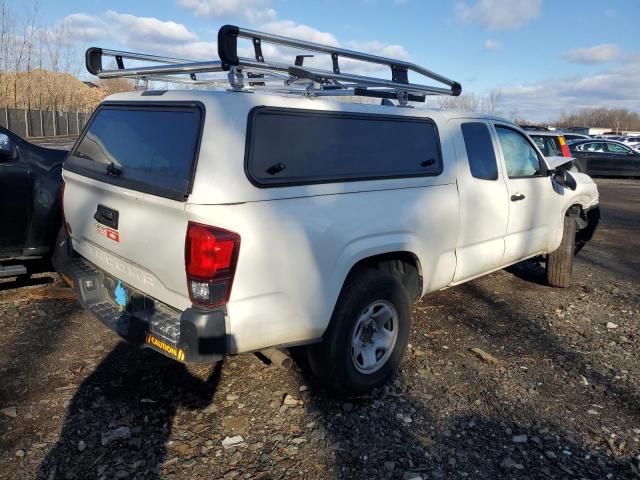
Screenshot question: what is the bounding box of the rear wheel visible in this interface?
[307,269,411,396]
[546,216,576,288]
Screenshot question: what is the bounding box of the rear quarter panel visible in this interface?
[186,110,460,353]
[186,182,458,353]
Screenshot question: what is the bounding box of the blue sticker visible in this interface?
[114,280,127,307]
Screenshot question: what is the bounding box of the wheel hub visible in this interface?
[351,300,399,374]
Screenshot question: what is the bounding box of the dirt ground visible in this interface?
[0,178,638,480]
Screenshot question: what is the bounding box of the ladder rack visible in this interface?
[85,24,462,105]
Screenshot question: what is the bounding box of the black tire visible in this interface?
[307,268,411,396]
[546,216,576,288]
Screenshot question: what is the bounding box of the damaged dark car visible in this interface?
[0,126,68,279]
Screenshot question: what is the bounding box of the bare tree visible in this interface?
[438,89,503,114]
[555,107,640,131]
[483,89,502,114]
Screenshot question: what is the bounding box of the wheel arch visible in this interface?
[335,248,424,307]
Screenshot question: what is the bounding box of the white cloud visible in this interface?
[178,0,276,22]
[62,11,216,60]
[345,40,410,60]
[260,20,339,46]
[484,39,500,50]
[61,13,106,41]
[62,11,413,80]
[456,0,542,30]
[247,21,410,76]
[498,59,640,122]
[563,44,620,65]
[105,11,199,44]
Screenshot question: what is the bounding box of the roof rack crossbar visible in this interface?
[85,24,462,102]
[218,25,460,94]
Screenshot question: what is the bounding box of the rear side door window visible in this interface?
[495,126,544,178]
[246,107,442,186]
[461,122,498,180]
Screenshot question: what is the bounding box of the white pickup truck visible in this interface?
[56,27,599,395]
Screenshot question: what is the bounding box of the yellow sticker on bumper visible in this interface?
[145,333,185,362]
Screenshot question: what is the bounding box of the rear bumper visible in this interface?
[55,236,226,363]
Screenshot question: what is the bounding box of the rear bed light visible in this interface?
[185,222,240,307]
[559,136,571,158]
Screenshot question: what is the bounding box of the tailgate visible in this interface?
[62,103,204,310]
[63,173,190,310]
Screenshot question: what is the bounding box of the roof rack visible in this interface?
[85,24,462,105]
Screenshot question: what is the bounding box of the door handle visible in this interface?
[94,204,119,229]
[510,193,526,202]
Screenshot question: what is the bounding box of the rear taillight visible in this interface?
[185,222,240,307]
[559,136,571,158]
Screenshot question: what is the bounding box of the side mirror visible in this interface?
[0,132,17,161]
[553,169,577,191]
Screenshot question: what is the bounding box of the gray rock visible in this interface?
[15,449,25,458]
[512,434,528,443]
[500,457,524,470]
[384,461,396,472]
[1,407,17,418]
[284,445,299,455]
[77,440,86,452]
[270,434,285,443]
[282,394,301,406]
[101,426,130,446]
[403,473,424,480]
[222,435,245,449]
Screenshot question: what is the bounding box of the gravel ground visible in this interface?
[0,178,638,480]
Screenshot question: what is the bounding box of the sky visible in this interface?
[11,0,640,122]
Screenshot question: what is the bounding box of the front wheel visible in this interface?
[546,216,576,288]
[307,269,411,396]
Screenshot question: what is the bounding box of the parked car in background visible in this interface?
[527,131,582,172]
[621,136,640,149]
[0,126,67,278]
[562,133,591,141]
[528,131,571,157]
[568,139,640,177]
